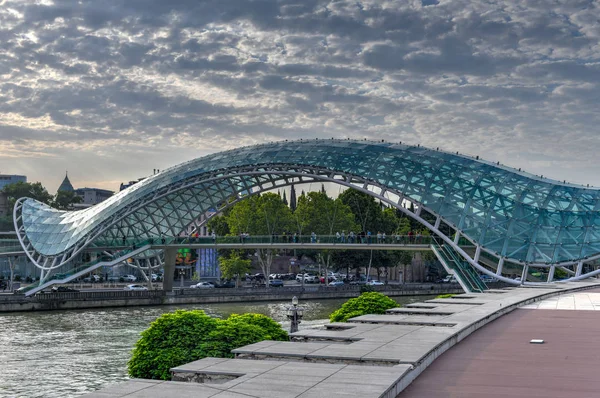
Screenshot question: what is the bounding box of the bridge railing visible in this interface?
[94,234,474,248]
[0,238,22,253]
[33,289,166,301]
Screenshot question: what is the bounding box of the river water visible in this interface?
[0,295,434,398]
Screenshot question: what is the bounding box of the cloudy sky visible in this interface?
[1,0,599,193]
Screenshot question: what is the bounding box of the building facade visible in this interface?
[75,188,114,206]
[0,175,26,191]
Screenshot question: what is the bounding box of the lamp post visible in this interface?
[286,296,304,333]
[179,269,185,288]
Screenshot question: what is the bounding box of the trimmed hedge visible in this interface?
[128,310,287,380]
[435,294,456,299]
[329,292,398,322]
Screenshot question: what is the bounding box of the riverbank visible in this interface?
[0,295,434,398]
[0,283,467,313]
[88,281,600,398]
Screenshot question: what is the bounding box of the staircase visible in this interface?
[431,241,488,293]
[21,243,153,297]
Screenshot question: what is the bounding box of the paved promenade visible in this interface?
[85,282,599,398]
[401,288,600,398]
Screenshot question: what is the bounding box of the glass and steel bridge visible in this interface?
[12,139,600,294]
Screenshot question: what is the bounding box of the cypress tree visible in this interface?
[289,184,297,211]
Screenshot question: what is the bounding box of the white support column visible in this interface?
[496,257,504,276]
[453,232,461,245]
[434,216,441,230]
[520,264,528,284]
[415,206,422,217]
[547,265,555,282]
[575,261,584,277]
[474,246,481,264]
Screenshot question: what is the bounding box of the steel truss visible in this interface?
[14,162,600,286]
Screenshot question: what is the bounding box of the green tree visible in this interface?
[52,190,83,210]
[380,207,399,234]
[2,181,53,210]
[218,253,251,287]
[294,191,358,283]
[207,214,230,236]
[294,191,357,236]
[338,190,382,233]
[226,193,294,287]
[330,292,398,322]
[396,217,411,235]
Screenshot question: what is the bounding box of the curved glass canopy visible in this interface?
[14,139,600,271]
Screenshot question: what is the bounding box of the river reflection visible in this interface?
[0,295,434,398]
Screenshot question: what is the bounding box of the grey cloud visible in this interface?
[1,0,600,191]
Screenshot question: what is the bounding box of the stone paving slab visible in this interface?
[521,291,600,310]
[385,308,456,315]
[425,298,489,305]
[349,314,456,326]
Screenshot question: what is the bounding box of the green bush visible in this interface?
[128,310,218,380]
[435,294,456,299]
[329,292,398,323]
[128,309,288,380]
[227,313,288,341]
[200,321,267,358]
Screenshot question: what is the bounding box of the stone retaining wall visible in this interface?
[0,284,467,312]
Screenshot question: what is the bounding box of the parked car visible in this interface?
[124,284,147,291]
[366,280,384,286]
[122,275,137,282]
[269,279,284,287]
[151,274,162,282]
[106,275,120,282]
[329,281,345,287]
[51,286,80,293]
[480,275,497,283]
[191,282,215,289]
[296,273,316,283]
[250,273,265,281]
[214,280,236,288]
[440,275,456,283]
[83,275,101,283]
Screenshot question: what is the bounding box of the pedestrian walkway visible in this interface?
[400,293,600,397]
[520,288,600,310]
[85,282,599,398]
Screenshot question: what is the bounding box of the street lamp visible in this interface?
[286,296,304,333]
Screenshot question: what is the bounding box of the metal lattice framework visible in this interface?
[14,139,600,285]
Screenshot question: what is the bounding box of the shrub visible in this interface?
[128,310,218,380]
[200,321,268,358]
[128,310,288,380]
[329,292,398,323]
[227,313,288,341]
[435,294,456,299]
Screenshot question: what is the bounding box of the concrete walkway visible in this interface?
[85,282,599,398]
[400,289,600,397]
